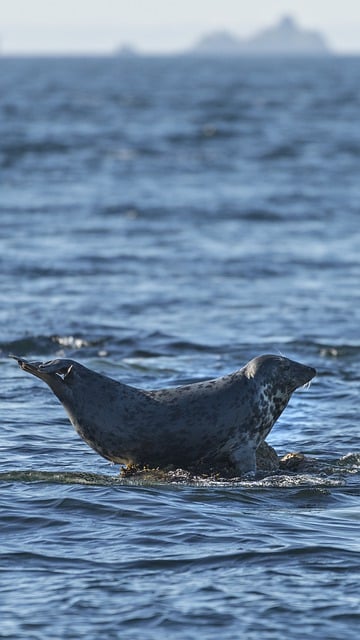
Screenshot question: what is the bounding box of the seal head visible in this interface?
[240,354,315,448]
[11,354,316,476]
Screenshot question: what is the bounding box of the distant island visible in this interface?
[114,16,331,58]
[115,44,139,57]
[191,16,330,56]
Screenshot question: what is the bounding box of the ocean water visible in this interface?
[1,56,360,639]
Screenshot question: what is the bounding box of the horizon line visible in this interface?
[2,49,360,57]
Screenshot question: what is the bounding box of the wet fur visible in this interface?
[11,354,316,475]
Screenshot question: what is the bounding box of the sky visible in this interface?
[1,0,360,54]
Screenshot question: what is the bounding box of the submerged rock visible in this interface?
[121,439,280,482]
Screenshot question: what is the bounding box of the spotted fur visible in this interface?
[12,354,316,476]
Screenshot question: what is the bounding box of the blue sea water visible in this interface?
[1,55,360,639]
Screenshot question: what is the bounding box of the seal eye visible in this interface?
[280,359,291,374]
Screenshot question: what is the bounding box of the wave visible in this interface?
[2,333,360,361]
[1,334,101,358]
[0,331,222,361]
[1,454,359,489]
[0,470,117,486]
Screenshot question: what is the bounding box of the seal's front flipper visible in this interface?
[230,445,257,477]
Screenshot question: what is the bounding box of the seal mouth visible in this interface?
[297,365,316,390]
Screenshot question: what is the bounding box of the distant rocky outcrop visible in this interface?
[194,31,242,56]
[116,44,139,57]
[192,16,330,56]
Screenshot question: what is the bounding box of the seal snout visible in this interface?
[292,362,316,390]
[308,365,317,380]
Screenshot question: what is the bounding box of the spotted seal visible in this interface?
[11,354,315,475]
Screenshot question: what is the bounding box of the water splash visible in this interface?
[0,463,355,489]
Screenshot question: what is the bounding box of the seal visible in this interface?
[11,354,315,475]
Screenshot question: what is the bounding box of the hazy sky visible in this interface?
[2,0,360,54]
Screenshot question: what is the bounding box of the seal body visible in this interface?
[12,354,316,475]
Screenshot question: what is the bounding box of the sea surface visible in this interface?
[1,55,360,639]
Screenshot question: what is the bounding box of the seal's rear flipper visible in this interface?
[9,355,74,399]
[9,355,44,375]
[10,355,74,375]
